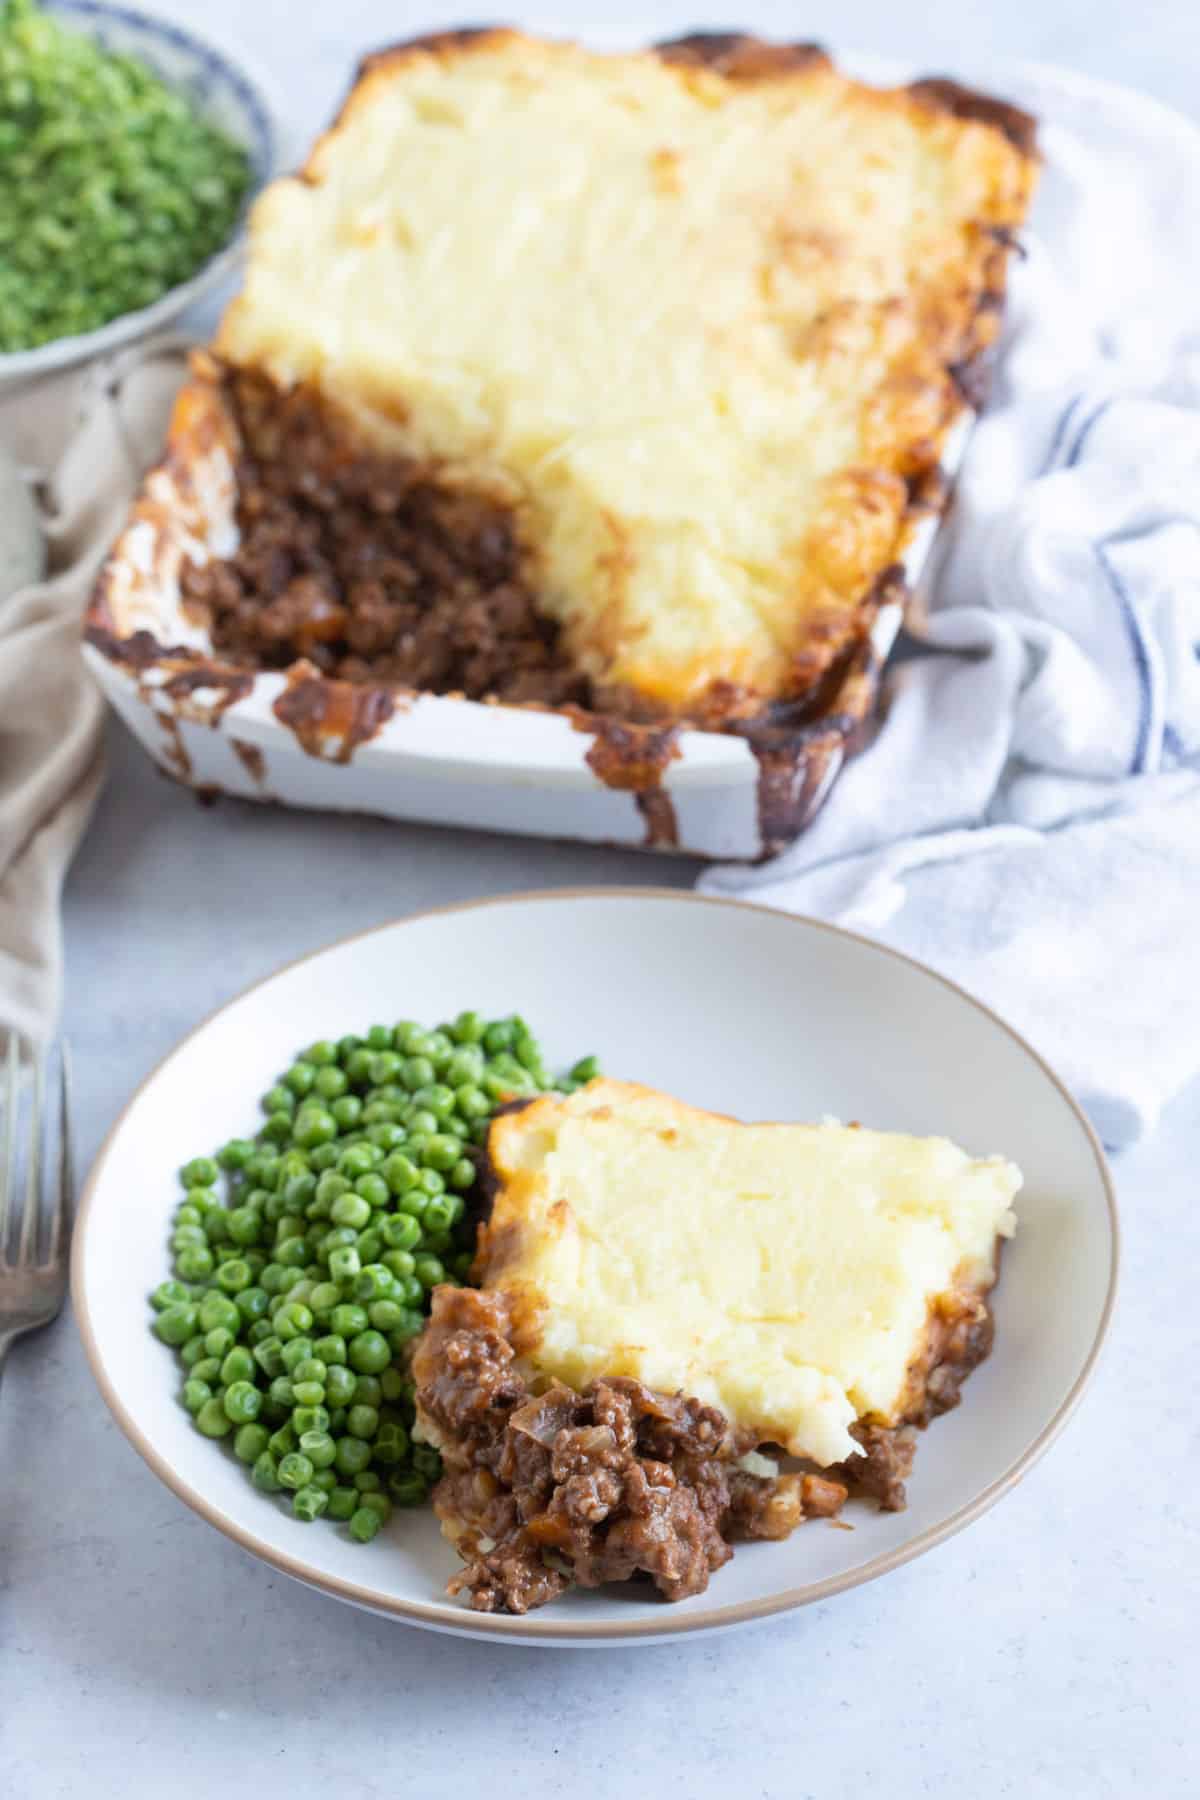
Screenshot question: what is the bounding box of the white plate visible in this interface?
[73,891,1117,1646]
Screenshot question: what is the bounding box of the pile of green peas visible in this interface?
[150,1011,599,1542]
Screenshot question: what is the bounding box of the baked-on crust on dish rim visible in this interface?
[85,29,1038,856]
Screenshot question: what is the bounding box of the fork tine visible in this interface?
[17,1047,44,1266]
[45,1043,74,1266]
[1,1033,17,1258]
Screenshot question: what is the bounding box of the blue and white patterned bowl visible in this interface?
[0,1,276,384]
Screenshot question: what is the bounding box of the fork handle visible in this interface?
[0,1331,13,1390]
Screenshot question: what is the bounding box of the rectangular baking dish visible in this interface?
[83,383,968,862]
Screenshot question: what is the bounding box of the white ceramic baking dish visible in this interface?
[83,379,970,862]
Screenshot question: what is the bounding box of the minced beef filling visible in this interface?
[179,371,590,707]
[412,1287,848,1615]
[413,1281,997,1613]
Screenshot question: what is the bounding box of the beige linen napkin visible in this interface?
[0,338,188,1051]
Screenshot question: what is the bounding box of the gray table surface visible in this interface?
[5,5,1199,1796]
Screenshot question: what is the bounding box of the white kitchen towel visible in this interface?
[0,340,186,1053]
[701,64,1200,1150]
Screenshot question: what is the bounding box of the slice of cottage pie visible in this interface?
[413,1080,1019,1613]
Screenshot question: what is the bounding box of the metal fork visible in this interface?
[0,1036,74,1387]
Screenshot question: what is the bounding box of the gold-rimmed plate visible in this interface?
[73,890,1117,1646]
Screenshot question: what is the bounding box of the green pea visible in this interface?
[359,1490,393,1524]
[311,1468,338,1493]
[268,1423,297,1459]
[195,1397,233,1438]
[292,1380,325,1408]
[445,1047,484,1086]
[380,1219,419,1258]
[395,1187,429,1222]
[292,1107,338,1150]
[378,1155,416,1199]
[365,1121,407,1152]
[446,1009,483,1044]
[330,1302,369,1337]
[292,1485,329,1523]
[449,1158,476,1191]
[422,1197,456,1236]
[419,1135,459,1173]
[324,1364,357,1407]
[226,1205,263,1247]
[335,1436,373,1477]
[252,1451,282,1492]
[262,1085,295,1117]
[275,1302,314,1340]
[179,1334,208,1369]
[327,1485,358,1521]
[180,1156,219,1189]
[380,1367,408,1403]
[348,1505,381,1542]
[247,1320,274,1347]
[355,1227,384,1263]
[331,1094,364,1131]
[353,1263,394,1303]
[277,1452,314,1491]
[223,1380,262,1424]
[330,1192,371,1230]
[203,1326,235,1362]
[309,1281,341,1316]
[373,1420,410,1464]
[352,1374,383,1408]
[220,1345,255,1385]
[279,1336,315,1373]
[284,1062,317,1097]
[417,1168,445,1199]
[354,1172,390,1210]
[451,1250,475,1281]
[260,1262,289,1294]
[171,1224,207,1252]
[314,1333,346,1366]
[453,1082,492,1121]
[235,1285,270,1323]
[354,1470,383,1493]
[181,1377,212,1414]
[175,1245,215,1282]
[368,1298,405,1332]
[381,1248,417,1283]
[292,1404,330,1436]
[234,1422,270,1463]
[347,1330,390,1375]
[337,1143,376,1180]
[247,1152,281,1190]
[388,1471,429,1506]
[274,1239,309,1270]
[413,1255,446,1291]
[368,1051,402,1086]
[298,1429,337,1469]
[328,1246,361,1284]
[346,1404,379,1441]
[217,1137,255,1171]
[387,1313,426,1350]
[413,1445,442,1481]
[253,1335,285,1379]
[215,1257,252,1294]
[203,1207,233,1246]
[269,1375,295,1409]
[309,1142,341,1173]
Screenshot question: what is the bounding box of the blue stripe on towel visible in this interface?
[1043,392,1086,473]
[1095,541,1156,774]
[1066,398,1114,468]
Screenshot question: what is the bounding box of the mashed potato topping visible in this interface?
[480,1080,1020,1467]
[215,30,1036,716]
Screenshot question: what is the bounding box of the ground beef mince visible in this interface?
[411,1286,851,1614]
[178,370,589,706]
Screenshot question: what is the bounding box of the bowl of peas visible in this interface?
[0,0,275,381]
